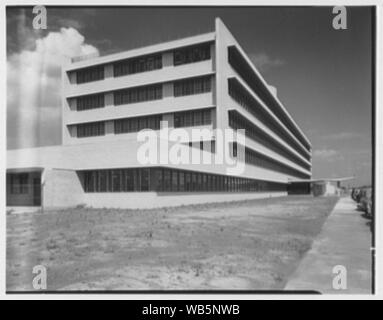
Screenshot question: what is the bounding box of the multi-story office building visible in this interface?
[6,18,312,209]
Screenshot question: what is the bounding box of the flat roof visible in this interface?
[65,32,216,72]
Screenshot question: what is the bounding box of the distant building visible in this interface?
[288,177,354,197]
[6,18,312,209]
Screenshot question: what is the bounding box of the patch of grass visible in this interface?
[6,195,338,291]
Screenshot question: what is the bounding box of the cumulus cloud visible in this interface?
[249,53,284,72]
[7,27,99,149]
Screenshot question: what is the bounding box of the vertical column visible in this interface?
[162,51,173,68]
[163,83,173,98]
[105,92,114,106]
[105,120,114,136]
[104,64,113,78]
[162,113,174,128]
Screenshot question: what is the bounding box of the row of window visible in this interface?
[114,84,162,106]
[174,43,211,66]
[74,108,213,137]
[83,168,150,192]
[228,111,311,171]
[76,65,104,84]
[77,121,105,138]
[73,43,212,84]
[73,76,212,111]
[114,54,162,77]
[174,76,211,97]
[77,93,105,111]
[174,108,212,128]
[228,46,311,153]
[81,167,287,193]
[231,143,310,180]
[228,79,311,162]
[115,115,162,134]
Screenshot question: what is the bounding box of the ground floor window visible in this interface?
[8,173,29,194]
[80,167,286,193]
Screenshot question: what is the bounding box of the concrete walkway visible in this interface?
[285,197,372,294]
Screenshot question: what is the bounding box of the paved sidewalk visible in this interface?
[285,197,372,294]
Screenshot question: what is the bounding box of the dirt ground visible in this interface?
[6,195,338,291]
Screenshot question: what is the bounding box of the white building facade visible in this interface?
[6,18,312,209]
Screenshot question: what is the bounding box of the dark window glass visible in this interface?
[76,65,104,84]
[171,170,178,192]
[114,54,162,77]
[9,173,29,194]
[228,79,311,163]
[228,47,311,153]
[114,84,162,106]
[228,110,311,170]
[126,170,134,191]
[184,173,190,191]
[174,44,211,66]
[99,171,107,192]
[115,115,162,134]
[174,109,212,128]
[173,76,211,97]
[81,168,287,194]
[179,172,185,192]
[77,93,105,111]
[112,170,121,192]
[76,121,105,138]
[141,169,149,191]
[163,169,171,192]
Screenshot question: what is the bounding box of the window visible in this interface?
[99,171,107,192]
[115,114,162,134]
[171,170,178,192]
[179,172,185,192]
[228,79,310,163]
[174,109,212,128]
[114,54,162,77]
[228,46,311,152]
[114,84,162,105]
[126,170,134,191]
[174,76,211,97]
[174,44,211,66]
[76,65,104,84]
[229,110,311,170]
[155,169,163,192]
[141,169,149,191]
[76,121,105,138]
[194,111,202,126]
[163,169,171,191]
[77,93,105,111]
[81,168,287,193]
[243,145,311,180]
[9,173,29,194]
[185,172,191,191]
[111,170,121,192]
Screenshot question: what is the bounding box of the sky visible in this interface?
[6,6,374,186]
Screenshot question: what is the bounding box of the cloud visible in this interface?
[7,27,99,149]
[321,132,364,140]
[313,148,343,162]
[249,53,284,72]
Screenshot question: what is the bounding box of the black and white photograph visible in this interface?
[2,2,380,300]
